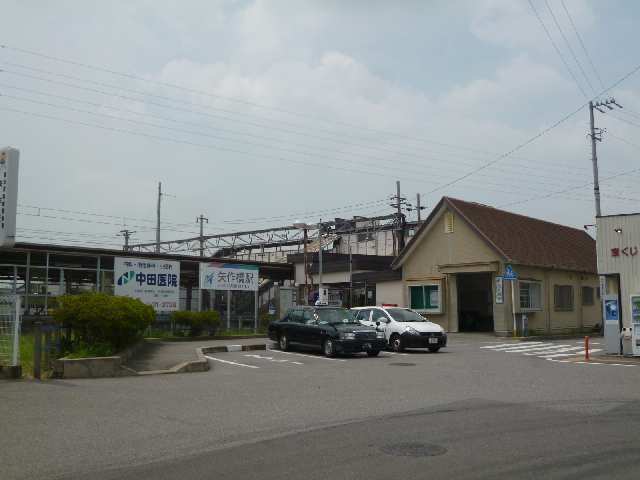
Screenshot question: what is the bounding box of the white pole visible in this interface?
[11,296,21,366]
[511,280,517,337]
[254,289,259,333]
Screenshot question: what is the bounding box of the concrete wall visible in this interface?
[375,280,404,307]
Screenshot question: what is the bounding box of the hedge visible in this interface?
[171,310,221,336]
[54,293,155,351]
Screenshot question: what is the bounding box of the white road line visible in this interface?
[489,343,548,352]
[204,355,260,369]
[267,348,347,362]
[243,354,304,365]
[522,346,582,356]
[539,349,603,359]
[386,352,410,356]
[520,344,574,355]
[500,344,568,353]
[481,343,535,349]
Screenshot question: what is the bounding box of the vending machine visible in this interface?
[603,295,621,354]
[632,295,640,357]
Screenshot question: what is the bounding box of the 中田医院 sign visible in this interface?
[114,257,180,311]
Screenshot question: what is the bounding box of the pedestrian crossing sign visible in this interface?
[504,264,517,281]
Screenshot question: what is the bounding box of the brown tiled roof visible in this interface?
[394,197,596,273]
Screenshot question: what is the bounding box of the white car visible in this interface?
[352,306,447,352]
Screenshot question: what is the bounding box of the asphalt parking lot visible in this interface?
[3,334,640,480]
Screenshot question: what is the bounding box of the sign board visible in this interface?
[0,148,19,248]
[200,263,259,291]
[604,297,619,322]
[503,264,518,281]
[632,295,640,324]
[495,276,504,304]
[114,257,180,312]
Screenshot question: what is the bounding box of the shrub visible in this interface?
[260,312,276,333]
[171,310,221,337]
[54,293,155,351]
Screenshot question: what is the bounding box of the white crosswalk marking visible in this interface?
[481,342,543,349]
[481,341,603,363]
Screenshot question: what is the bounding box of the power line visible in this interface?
[0,67,591,175]
[421,58,640,198]
[1,43,572,156]
[560,0,605,91]
[528,0,589,99]
[544,0,595,94]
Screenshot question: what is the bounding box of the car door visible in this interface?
[370,308,392,340]
[286,308,303,344]
[296,309,316,346]
[356,308,373,327]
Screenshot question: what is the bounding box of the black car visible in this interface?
[268,306,387,357]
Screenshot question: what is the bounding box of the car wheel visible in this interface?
[367,350,380,357]
[323,339,335,357]
[279,334,290,351]
[428,346,440,353]
[390,334,404,352]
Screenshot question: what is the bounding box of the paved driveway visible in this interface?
[2,333,640,479]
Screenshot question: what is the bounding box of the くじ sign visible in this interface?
[200,263,259,291]
[114,257,180,312]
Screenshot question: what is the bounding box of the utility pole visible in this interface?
[588,98,622,217]
[119,229,135,251]
[156,181,162,253]
[303,227,309,305]
[390,181,408,255]
[196,214,209,257]
[318,219,323,297]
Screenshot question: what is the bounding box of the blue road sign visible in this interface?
[503,264,517,281]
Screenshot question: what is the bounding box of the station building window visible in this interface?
[409,283,441,313]
[554,285,574,311]
[519,280,542,311]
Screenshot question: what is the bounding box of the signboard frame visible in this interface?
[495,276,504,304]
[114,257,180,312]
[0,147,19,248]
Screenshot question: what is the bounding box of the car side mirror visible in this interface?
[375,321,380,326]
[376,317,387,324]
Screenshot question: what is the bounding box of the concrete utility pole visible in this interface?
[156,181,162,253]
[318,219,323,293]
[588,98,622,217]
[196,214,209,257]
[119,229,135,251]
[390,181,407,255]
[303,227,309,305]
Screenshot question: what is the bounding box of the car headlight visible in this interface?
[339,332,356,340]
[405,327,420,335]
[376,331,385,339]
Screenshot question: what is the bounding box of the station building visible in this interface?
[392,197,601,336]
[0,242,294,329]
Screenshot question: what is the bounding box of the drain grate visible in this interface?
[380,442,447,457]
[388,362,416,366]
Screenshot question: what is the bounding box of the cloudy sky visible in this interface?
[2,0,640,251]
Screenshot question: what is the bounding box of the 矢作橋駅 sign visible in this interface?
[200,263,259,291]
[114,257,180,312]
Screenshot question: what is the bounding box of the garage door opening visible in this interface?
[457,273,494,332]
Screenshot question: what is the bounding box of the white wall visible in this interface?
[597,214,640,328]
[376,280,404,307]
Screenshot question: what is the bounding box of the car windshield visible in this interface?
[386,308,427,322]
[316,308,359,324]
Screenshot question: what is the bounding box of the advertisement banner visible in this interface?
[495,276,504,304]
[114,257,180,312]
[200,263,259,291]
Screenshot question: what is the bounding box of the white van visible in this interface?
[352,306,447,352]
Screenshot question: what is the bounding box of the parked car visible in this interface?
[352,306,447,352]
[268,306,387,357]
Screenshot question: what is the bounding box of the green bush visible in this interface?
[54,293,155,351]
[260,312,276,333]
[171,310,221,337]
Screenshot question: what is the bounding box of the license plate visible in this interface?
[428,337,438,344]
[363,343,371,350]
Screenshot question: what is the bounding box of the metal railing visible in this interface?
[0,295,21,367]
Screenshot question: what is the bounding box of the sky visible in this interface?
[2,0,640,251]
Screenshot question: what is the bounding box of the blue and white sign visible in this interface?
[114,257,180,312]
[604,298,619,322]
[200,263,259,291]
[503,264,518,281]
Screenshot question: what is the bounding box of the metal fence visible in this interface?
[0,295,21,367]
